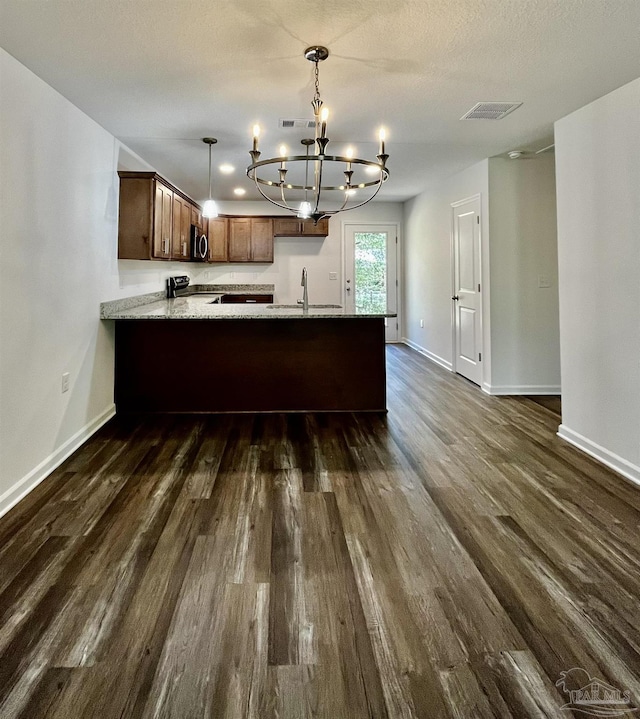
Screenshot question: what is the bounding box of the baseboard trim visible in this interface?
[402,338,453,371]
[0,404,116,519]
[482,384,561,396]
[557,424,640,488]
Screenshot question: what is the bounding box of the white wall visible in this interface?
[555,77,640,484]
[0,49,166,515]
[403,155,561,395]
[0,48,402,516]
[402,160,491,376]
[487,155,560,393]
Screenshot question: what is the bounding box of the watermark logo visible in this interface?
[556,667,637,717]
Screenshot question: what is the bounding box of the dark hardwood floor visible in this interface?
[524,395,562,417]
[1,345,638,718]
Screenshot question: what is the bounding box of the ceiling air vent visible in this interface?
[460,102,522,120]
[279,118,316,129]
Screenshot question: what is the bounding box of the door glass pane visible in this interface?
[354,232,387,313]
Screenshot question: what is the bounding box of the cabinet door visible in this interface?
[181,200,191,259]
[118,177,155,259]
[153,182,173,258]
[228,218,251,262]
[191,204,202,229]
[273,217,301,236]
[208,217,228,262]
[302,218,329,236]
[250,219,274,262]
[172,196,191,260]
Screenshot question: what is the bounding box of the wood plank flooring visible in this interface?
[1,344,639,718]
[524,396,562,416]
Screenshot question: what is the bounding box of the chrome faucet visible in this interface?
[298,266,309,310]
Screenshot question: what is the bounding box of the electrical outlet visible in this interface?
[420,319,424,328]
[62,372,70,393]
[329,272,337,280]
[538,274,551,288]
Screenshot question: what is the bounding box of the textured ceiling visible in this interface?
[1,0,639,204]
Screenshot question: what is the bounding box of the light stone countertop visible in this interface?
[100,291,396,320]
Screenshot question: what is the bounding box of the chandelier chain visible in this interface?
[314,61,321,104]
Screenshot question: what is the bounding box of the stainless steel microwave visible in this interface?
[190,225,208,261]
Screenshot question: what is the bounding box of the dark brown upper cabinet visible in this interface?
[207,217,229,262]
[171,194,192,261]
[118,172,200,261]
[272,217,330,237]
[228,218,274,263]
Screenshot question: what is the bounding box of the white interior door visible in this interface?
[452,197,482,385]
[344,224,398,342]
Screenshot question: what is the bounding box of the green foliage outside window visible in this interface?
[355,232,387,313]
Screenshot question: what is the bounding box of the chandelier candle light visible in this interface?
[247,46,390,224]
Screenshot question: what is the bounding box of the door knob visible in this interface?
[452,295,459,301]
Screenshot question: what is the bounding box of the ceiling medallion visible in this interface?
[247,46,390,224]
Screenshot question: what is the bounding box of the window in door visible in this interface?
[344,224,398,342]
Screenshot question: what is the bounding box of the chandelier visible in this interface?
[247,46,390,224]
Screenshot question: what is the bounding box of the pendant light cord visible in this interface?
[208,142,213,202]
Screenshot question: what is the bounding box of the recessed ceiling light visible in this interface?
[219,164,235,174]
[233,187,246,196]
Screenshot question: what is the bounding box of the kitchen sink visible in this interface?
[266,304,343,309]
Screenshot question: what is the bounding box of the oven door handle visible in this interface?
[198,234,208,259]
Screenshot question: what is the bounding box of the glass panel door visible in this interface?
[354,231,388,314]
[344,224,398,342]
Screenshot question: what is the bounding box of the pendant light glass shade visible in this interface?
[202,199,218,219]
[202,137,218,219]
[297,201,312,219]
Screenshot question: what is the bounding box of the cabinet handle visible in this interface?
[163,239,169,254]
[182,241,187,256]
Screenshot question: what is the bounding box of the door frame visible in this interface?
[342,222,401,342]
[450,194,484,384]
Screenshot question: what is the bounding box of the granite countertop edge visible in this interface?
[100,284,275,318]
[100,287,396,320]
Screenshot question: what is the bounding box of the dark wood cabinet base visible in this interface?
[115,318,387,413]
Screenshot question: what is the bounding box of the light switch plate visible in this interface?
[538,274,551,288]
[329,272,337,280]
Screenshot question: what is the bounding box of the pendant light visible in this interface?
[296,138,314,219]
[202,137,218,219]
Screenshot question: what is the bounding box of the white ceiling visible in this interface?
[1,0,639,205]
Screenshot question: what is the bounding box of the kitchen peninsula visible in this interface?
[101,288,395,413]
